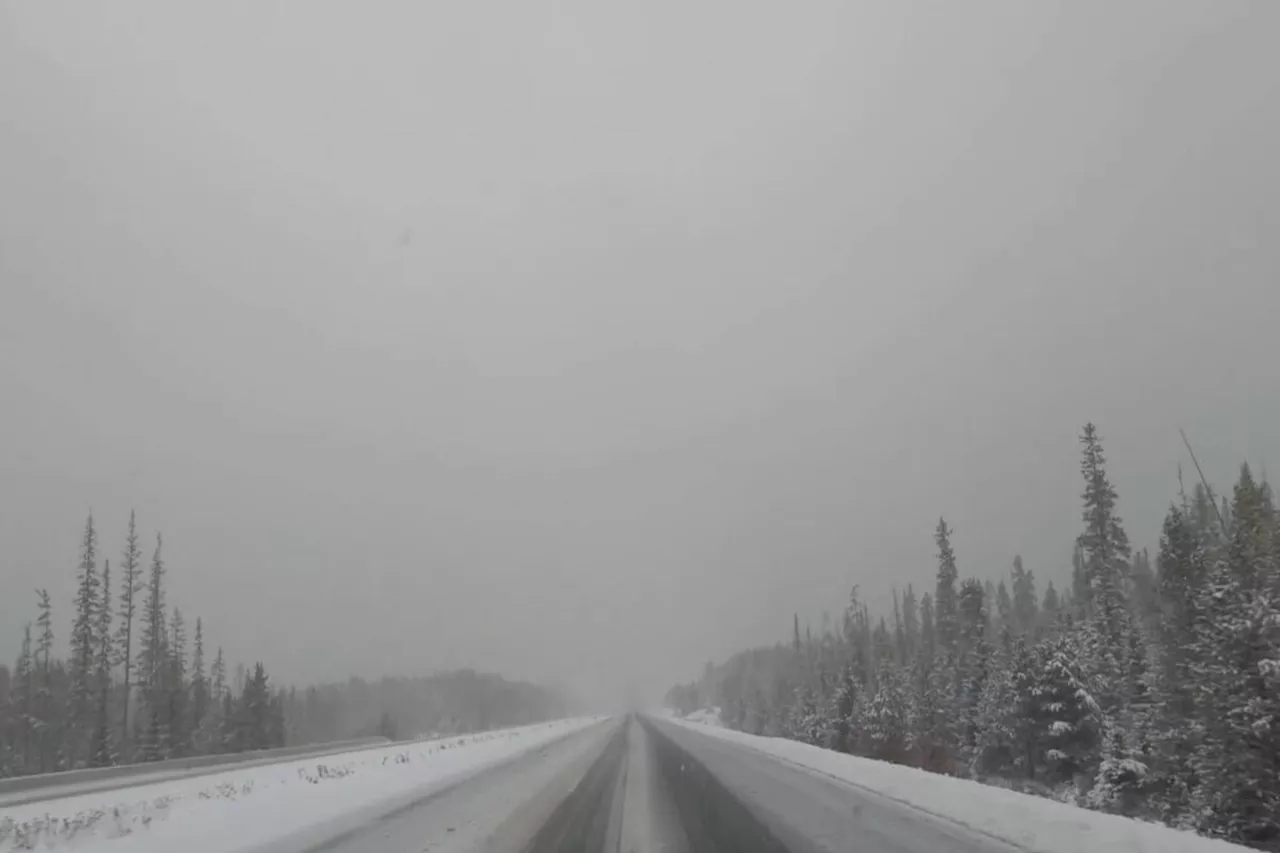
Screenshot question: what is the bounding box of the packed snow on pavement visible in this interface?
[667,716,1251,853]
[0,717,601,853]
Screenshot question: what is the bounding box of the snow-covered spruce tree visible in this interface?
[1041,581,1060,630]
[34,589,55,772]
[167,608,190,757]
[843,586,872,694]
[219,687,237,753]
[68,513,100,767]
[862,651,909,763]
[1130,548,1159,627]
[787,685,824,746]
[956,578,990,773]
[1034,630,1100,794]
[934,518,960,663]
[909,652,953,773]
[1150,504,1208,825]
[814,671,840,749]
[906,587,951,772]
[136,534,168,761]
[1074,424,1157,811]
[872,615,893,676]
[1077,424,1133,693]
[995,580,1012,637]
[1191,465,1280,845]
[972,636,1017,778]
[237,663,272,751]
[268,692,286,748]
[830,662,858,754]
[1088,617,1157,817]
[12,624,34,774]
[114,510,143,756]
[197,647,226,754]
[89,558,115,767]
[1006,636,1044,780]
[1011,555,1038,636]
[191,618,209,749]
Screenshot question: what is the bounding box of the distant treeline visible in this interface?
[668,423,1280,850]
[0,512,565,778]
[285,669,567,745]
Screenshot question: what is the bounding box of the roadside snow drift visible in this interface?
[666,717,1250,853]
[681,707,724,727]
[0,718,601,853]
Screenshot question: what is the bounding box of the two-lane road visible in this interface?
[311,715,1020,853]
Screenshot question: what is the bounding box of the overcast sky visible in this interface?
[2,1,1278,707]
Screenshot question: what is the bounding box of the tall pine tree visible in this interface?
[89,558,115,767]
[1192,466,1280,844]
[167,608,190,757]
[34,589,54,772]
[1010,555,1038,635]
[934,518,960,661]
[68,513,100,767]
[191,618,209,746]
[1042,581,1060,626]
[12,625,34,774]
[137,534,168,761]
[1151,504,1207,824]
[1077,424,1133,721]
[115,510,143,756]
[197,646,227,754]
[1078,423,1132,650]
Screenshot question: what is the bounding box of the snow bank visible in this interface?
[0,739,392,809]
[682,707,724,727]
[0,718,602,853]
[666,718,1250,853]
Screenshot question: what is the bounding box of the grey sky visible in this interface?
[2,1,1278,707]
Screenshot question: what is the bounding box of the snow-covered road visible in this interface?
[3,714,1254,852]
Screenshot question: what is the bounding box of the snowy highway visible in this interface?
[310,716,1023,853]
[2,716,1246,853]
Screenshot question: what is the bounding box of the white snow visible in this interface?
[0,718,602,853]
[667,717,1251,853]
[680,707,724,727]
[0,740,391,809]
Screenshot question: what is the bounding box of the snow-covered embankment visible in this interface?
[0,717,603,853]
[666,716,1249,853]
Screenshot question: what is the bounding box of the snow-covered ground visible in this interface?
[681,707,723,727]
[654,706,723,726]
[0,739,392,809]
[0,718,602,853]
[666,717,1250,853]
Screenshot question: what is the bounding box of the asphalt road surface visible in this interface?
[310,715,1022,853]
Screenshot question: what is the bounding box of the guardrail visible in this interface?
[0,736,391,805]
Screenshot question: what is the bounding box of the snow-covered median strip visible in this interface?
[665,716,1248,853]
[0,718,602,853]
